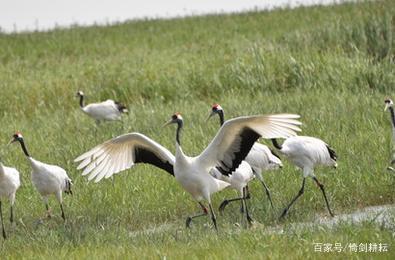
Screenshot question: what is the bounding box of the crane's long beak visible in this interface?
[206,111,215,122]
[7,138,16,146]
[162,119,173,127]
[384,103,390,112]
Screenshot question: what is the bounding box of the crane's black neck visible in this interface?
[271,139,283,150]
[217,110,225,126]
[18,139,31,157]
[79,95,85,108]
[389,106,395,128]
[176,120,183,145]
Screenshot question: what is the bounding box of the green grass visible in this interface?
[1,0,395,258]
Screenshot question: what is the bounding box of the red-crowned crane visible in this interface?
[9,132,72,221]
[76,91,128,123]
[271,136,337,218]
[0,159,20,239]
[75,112,302,230]
[208,104,283,212]
[384,98,395,171]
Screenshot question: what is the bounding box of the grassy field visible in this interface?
[1,0,395,258]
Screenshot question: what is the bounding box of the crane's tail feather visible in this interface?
[326,145,337,168]
[326,145,337,161]
[115,101,128,113]
[65,179,73,195]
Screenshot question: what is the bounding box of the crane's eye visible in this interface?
[172,114,178,120]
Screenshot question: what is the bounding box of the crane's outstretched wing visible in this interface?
[74,133,175,183]
[197,114,301,175]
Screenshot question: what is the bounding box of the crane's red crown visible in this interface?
[14,131,23,138]
[212,103,222,111]
[172,112,182,120]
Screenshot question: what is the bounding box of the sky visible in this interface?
[0,0,349,33]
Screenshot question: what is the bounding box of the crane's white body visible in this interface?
[0,162,20,205]
[210,161,253,195]
[175,144,230,202]
[28,157,72,203]
[245,143,282,181]
[81,100,124,121]
[277,136,337,177]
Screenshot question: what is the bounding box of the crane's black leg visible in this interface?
[10,204,14,223]
[186,202,208,228]
[219,198,244,212]
[280,178,306,219]
[243,187,254,225]
[240,200,245,213]
[208,203,218,231]
[1,201,6,239]
[219,187,251,212]
[259,179,274,209]
[313,176,334,217]
[60,203,66,221]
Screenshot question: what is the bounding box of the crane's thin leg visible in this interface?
[9,194,16,224]
[240,200,245,214]
[313,176,334,217]
[45,203,51,218]
[60,203,66,221]
[186,202,208,228]
[219,187,251,212]
[10,205,14,223]
[259,179,274,209]
[0,201,6,239]
[280,178,306,219]
[44,197,51,219]
[208,203,218,231]
[243,187,254,225]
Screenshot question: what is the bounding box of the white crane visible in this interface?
[9,132,73,221]
[384,98,395,171]
[208,104,283,210]
[209,161,255,225]
[0,159,20,239]
[245,142,283,207]
[76,90,128,123]
[270,136,337,218]
[75,112,302,230]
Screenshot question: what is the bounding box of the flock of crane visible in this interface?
[1,92,394,239]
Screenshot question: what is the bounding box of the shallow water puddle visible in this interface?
[267,204,395,235]
[127,204,395,237]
